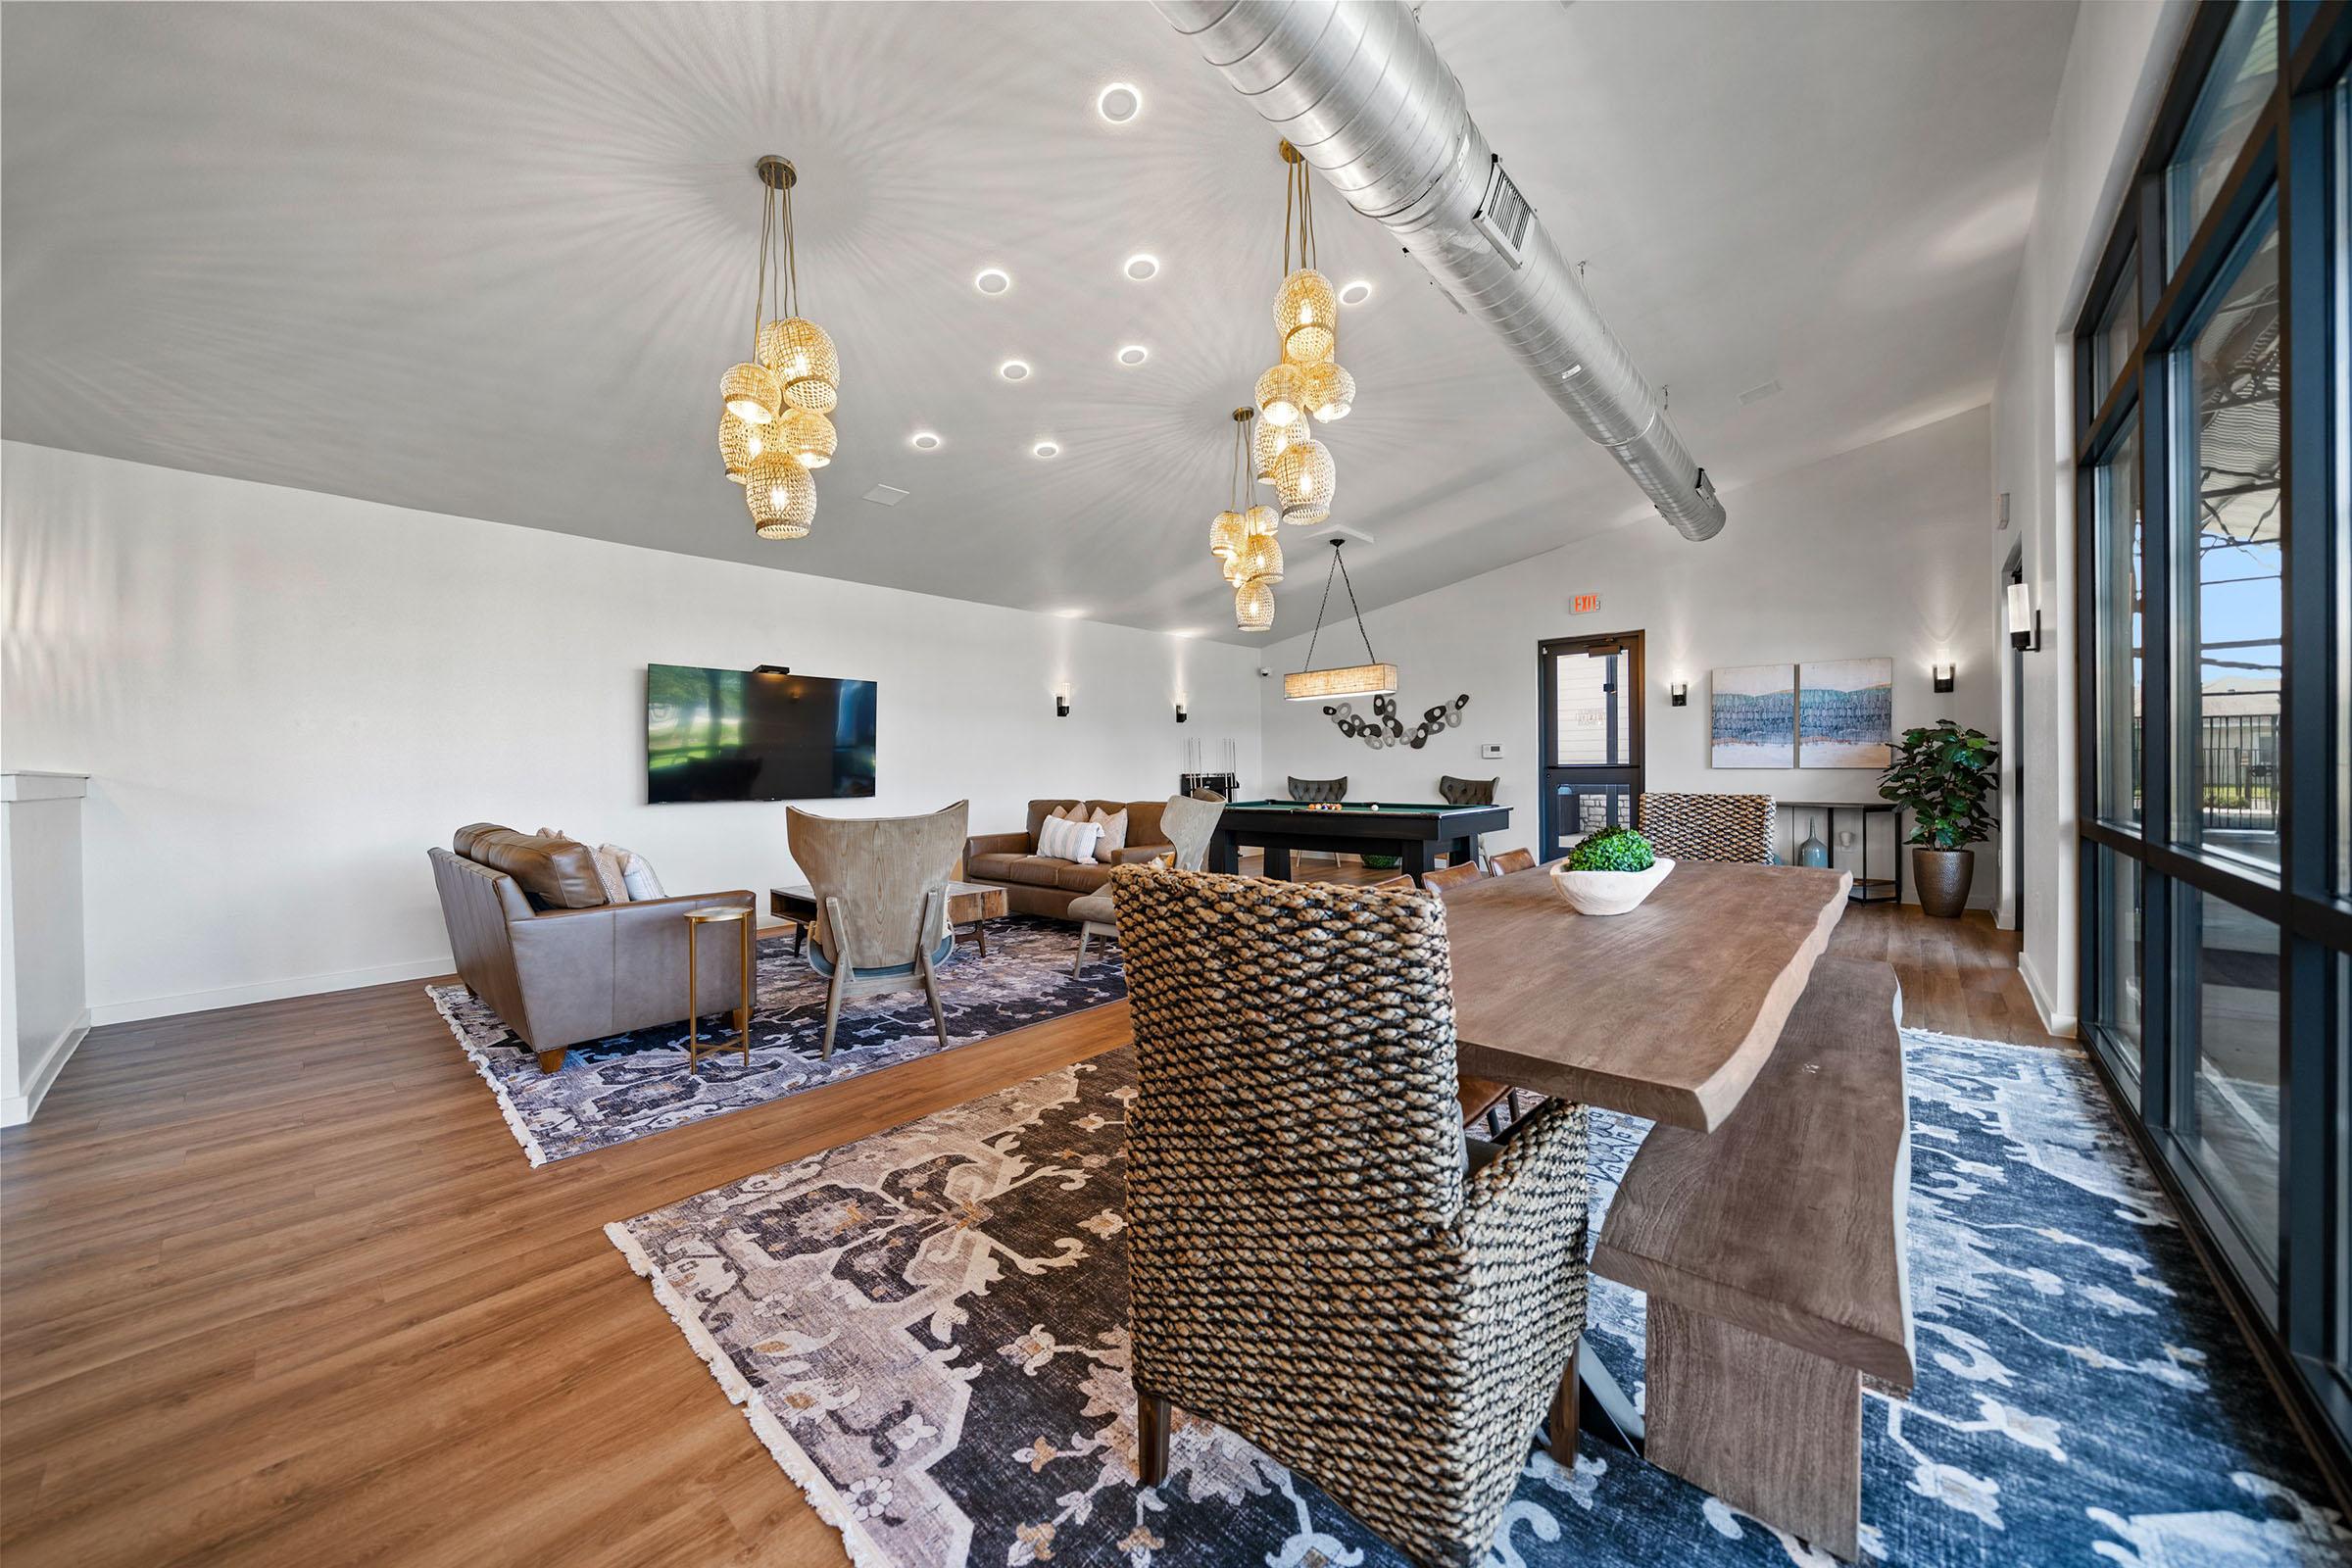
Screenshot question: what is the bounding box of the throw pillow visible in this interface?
[1089,807,1128,856]
[588,844,631,905]
[1036,812,1104,864]
[616,849,665,901]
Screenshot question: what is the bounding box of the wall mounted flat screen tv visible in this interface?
[647,664,877,803]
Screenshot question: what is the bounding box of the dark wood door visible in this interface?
[1538,631,1645,859]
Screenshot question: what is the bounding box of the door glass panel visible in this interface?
[1551,649,1631,766]
[2337,79,2352,896]
[2179,886,2282,1280]
[1555,783,1633,839]
[2096,418,2145,825]
[2175,209,2283,871]
[2167,2,2278,265]
[2094,849,2146,1106]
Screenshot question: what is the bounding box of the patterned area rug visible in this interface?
[607,1031,2351,1568]
[428,916,1122,1165]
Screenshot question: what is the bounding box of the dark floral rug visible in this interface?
[607,1029,2351,1568]
[428,916,1122,1165]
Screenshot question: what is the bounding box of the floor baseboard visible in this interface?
[3,1010,90,1126]
[87,957,456,1029]
[2017,949,2078,1039]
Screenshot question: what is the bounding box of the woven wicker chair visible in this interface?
[1114,868,1591,1568]
[1636,791,1775,864]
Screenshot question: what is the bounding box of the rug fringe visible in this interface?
[425,986,553,1167]
[603,1222,895,1568]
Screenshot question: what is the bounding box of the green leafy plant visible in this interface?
[1879,721,1999,849]
[1566,825,1656,872]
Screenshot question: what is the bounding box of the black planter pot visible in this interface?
[1912,847,1974,918]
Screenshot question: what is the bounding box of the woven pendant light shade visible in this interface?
[775,408,837,468]
[1210,510,1246,561]
[1252,413,1296,484]
[1237,530,1285,584]
[722,362,781,424]
[746,452,815,539]
[1275,269,1337,365]
[760,318,840,413]
[1254,362,1306,427]
[1224,552,1248,586]
[1282,662,1398,701]
[1243,503,1279,537]
[1274,435,1336,525]
[1235,576,1275,631]
[719,412,767,483]
[1303,360,1355,422]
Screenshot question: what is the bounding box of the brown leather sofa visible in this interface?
[428,825,755,1072]
[963,799,1179,920]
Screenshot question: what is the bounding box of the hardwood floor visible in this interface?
[0,884,2060,1566]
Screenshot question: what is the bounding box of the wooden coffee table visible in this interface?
[767,880,1010,959]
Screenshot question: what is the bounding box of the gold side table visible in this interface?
[685,905,755,1070]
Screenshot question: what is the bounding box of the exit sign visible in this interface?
[1570,594,1601,614]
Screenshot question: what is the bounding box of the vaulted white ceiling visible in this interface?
[2,1,2076,641]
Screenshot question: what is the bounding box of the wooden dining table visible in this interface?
[1445,858,1852,1131]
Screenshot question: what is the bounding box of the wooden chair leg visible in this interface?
[820,969,845,1060]
[535,1049,564,1074]
[1546,1355,1579,1457]
[1137,1388,1172,1487]
[1071,925,1091,978]
[921,956,948,1049]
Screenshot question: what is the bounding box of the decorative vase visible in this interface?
[1912,847,1974,918]
[1796,815,1830,868]
[1549,857,1676,916]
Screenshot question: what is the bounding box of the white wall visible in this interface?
[1988,0,2191,1035]
[1,772,90,1122]
[1259,408,2001,905]
[0,442,1263,1024]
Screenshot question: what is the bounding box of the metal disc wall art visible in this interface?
[1320,692,1469,750]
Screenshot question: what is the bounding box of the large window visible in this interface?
[2076,0,2350,1485]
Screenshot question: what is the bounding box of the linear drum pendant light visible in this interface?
[1284,539,1396,701]
[723,156,842,538]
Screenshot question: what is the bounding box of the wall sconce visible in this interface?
[1668,682,1689,708]
[2006,581,2040,652]
[1174,702,1189,723]
[1932,663,1956,694]
[753,664,791,676]
[1055,694,1070,718]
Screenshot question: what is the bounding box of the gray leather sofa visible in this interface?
[428,824,754,1072]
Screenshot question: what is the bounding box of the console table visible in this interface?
[1777,800,1901,904]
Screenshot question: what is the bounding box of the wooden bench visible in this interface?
[1590,955,1914,1561]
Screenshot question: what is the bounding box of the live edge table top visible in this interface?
[1445,860,1851,1132]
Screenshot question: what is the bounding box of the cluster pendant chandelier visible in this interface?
[1255,142,1350,529]
[719,156,841,540]
[1211,409,1282,631]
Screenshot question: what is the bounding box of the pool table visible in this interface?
[1207,800,1510,886]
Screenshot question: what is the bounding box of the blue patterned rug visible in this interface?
[428,916,1122,1164]
[607,1030,2350,1567]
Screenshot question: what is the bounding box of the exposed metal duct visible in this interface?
[1156,0,1727,541]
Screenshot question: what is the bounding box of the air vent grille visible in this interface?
[1473,158,1534,267]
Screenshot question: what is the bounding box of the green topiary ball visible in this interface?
[1566,825,1656,873]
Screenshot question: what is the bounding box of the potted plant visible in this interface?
[1548,826,1675,916]
[1878,720,1999,918]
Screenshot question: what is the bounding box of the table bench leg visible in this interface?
[1645,1300,1862,1560]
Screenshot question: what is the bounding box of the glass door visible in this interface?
[1537,632,1644,860]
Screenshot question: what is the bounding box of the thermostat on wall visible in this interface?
[1480,743,1504,760]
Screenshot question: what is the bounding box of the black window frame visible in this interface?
[2073,0,2352,1502]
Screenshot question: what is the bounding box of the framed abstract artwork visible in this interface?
[1798,657,1894,768]
[1710,663,1796,767]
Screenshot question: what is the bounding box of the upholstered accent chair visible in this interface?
[1286,775,1348,804]
[1114,869,1592,1568]
[1439,775,1500,866]
[428,826,754,1074]
[786,801,967,1057]
[1069,795,1222,976]
[1636,791,1776,864]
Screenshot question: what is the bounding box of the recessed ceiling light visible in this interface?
[910,431,942,451]
[1338,278,1373,305]
[974,268,1011,296]
[1000,360,1031,382]
[1033,440,1060,459]
[1116,344,1150,367]
[1124,254,1159,282]
[1053,607,1090,618]
[1097,82,1142,124]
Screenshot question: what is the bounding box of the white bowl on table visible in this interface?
[1548,856,1675,916]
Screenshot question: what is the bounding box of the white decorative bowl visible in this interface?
[1548,856,1675,916]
